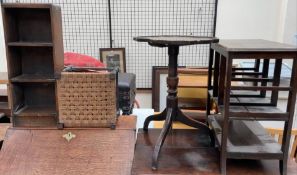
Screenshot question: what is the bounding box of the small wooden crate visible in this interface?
[57,70,118,128]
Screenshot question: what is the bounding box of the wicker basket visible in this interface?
[57,70,118,128]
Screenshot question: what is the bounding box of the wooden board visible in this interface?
[0,116,136,175]
[212,39,297,52]
[132,129,297,175]
[134,35,219,47]
[208,115,283,159]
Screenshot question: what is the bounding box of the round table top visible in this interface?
[133,35,219,47]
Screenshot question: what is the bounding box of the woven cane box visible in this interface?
[57,71,118,128]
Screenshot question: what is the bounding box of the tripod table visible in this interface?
[133,35,219,170]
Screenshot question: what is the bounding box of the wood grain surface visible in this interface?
[0,116,136,175]
[212,39,297,52]
[132,129,297,175]
[134,35,219,46]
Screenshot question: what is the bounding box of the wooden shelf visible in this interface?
[11,74,56,83]
[218,105,289,121]
[231,77,273,82]
[7,42,53,47]
[230,90,262,98]
[14,105,57,117]
[232,72,262,76]
[211,90,277,106]
[208,115,283,159]
[0,102,9,110]
[230,86,291,91]
[0,102,10,117]
[230,97,273,106]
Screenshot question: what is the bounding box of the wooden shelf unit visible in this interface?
[207,39,297,175]
[208,115,283,159]
[2,3,64,127]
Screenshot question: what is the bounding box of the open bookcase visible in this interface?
[2,3,64,127]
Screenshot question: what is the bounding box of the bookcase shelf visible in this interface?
[3,7,52,43]
[7,42,53,47]
[2,3,64,127]
[14,105,57,117]
[11,74,56,83]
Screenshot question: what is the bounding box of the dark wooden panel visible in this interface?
[7,42,53,47]
[21,47,54,75]
[22,83,56,106]
[2,3,52,9]
[11,74,55,83]
[10,83,56,108]
[50,5,65,77]
[6,47,54,77]
[3,8,52,42]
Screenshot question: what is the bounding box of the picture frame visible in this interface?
[152,66,168,112]
[152,66,209,112]
[100,48,126,73]
[152,66,186,111]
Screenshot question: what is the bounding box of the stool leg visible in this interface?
[220,153,227,175]
[279,159,287,175]
[152,108,173,170]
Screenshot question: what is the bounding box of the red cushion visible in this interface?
[64,52,106,68]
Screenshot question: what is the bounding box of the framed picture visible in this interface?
[152,66,209,112]
[100,48,126,73]
[152,66,186,111]
[152,66,168,112]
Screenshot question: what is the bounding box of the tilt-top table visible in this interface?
[134,35,219,170]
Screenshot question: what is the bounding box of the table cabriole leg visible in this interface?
[143,109,167,131]
[152,108,173,170]
[147,45,213,170]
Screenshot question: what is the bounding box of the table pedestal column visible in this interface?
[143,45,212,170]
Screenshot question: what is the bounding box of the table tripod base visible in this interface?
[143,107,211,170]
[143,110,167,131]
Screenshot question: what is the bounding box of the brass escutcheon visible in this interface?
[63,132,76,142]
